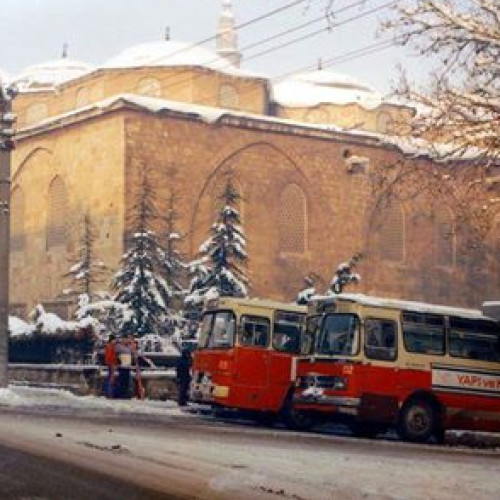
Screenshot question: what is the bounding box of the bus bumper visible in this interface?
[293,393,361,415]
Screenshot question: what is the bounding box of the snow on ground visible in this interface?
[0,385,186,417]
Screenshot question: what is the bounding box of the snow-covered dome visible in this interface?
[102,40,243,75]
[13,57,94,91]
[0,68,10,86]
[272,70,383,110]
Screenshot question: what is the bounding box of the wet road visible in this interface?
[0,442,172,499]
[0,406,498,500]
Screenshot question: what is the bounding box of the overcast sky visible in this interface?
[0,0,427,93]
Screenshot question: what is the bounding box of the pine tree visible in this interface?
[186,175,248,305]
[111,170,171,336]
[64,212,107,319]
[162,191,185,305]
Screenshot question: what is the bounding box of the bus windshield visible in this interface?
[302,314,321,355]
[317,313,359,356]
[199,310,236,349]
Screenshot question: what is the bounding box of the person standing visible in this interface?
[104,335,118,398]
[115,336,133,399]
[176,348,192,407]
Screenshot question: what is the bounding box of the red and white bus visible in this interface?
[294,294,500,442]
[190,297,308,427]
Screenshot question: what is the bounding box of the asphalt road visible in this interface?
[0,442,171,500]
[0,406,498,500]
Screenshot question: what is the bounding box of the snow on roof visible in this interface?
[101,40,263,78]
[18,92,473,163]
[13,57,94,91]
[272,70,383,110]
[313,293,489,320]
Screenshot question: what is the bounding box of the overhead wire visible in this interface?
[14,0,398,120]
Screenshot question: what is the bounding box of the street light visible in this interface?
[0,80,16,388]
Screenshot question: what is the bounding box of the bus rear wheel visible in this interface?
[398,398,436,443]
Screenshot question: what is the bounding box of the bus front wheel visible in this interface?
[282,395,315,431]
[397,398,436,443]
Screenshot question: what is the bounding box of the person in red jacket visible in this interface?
[104,335,118,398]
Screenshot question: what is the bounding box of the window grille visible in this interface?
[378,202,404,262]
[219,84,239,109]
[46,177,68,250]
[11,187,25,252]
[279,184,306,253]
[435,208,454,266]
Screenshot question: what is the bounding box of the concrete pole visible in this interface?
[0,85,15,388]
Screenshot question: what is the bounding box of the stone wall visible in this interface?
[9,364,179,400]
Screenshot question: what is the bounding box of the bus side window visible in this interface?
[365,318,397,361]
[239,315,270,348]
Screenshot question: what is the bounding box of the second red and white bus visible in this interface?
[294,294,500,442]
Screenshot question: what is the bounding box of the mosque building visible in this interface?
[4,0,499,318]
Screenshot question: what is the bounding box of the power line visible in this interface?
[14,1,397,118]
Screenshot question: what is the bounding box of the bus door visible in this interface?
[359,316,400,423]
[268,312,304,410]
[234,314,271,408]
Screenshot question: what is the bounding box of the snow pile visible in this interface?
[0,385,188,416]
[8,316,35,337]
[273,70,383,109]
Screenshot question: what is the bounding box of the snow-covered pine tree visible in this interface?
[329,253,363,294]
[111,169,171,336]
[64,212,107,320]
[186,175,248,305]
[161,191,185,305]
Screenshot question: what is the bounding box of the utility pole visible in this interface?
[0,81,16,388]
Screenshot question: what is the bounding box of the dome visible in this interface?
[13,58,94,91]
[272,70,383,110]
[102,40,239,74]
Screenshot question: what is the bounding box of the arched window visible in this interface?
[279,184,307,253]
[10,187,25,252]
[377,111,394,134]
[304,108,330,124]
[219,84,239,109]
[46,176,68,250]
[26,103,48,124]
[137,77,162,97]
[377,201,404,262]
[75,87,90,108]
[435,207,454,266]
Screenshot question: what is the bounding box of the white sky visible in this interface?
[0,0,428,94]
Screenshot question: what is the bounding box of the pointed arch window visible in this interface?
[378,201,404,262]
[46,176,68,250]
[11,187,25,252]
[219,84,239,109]
[279,184,307,253]
[435,207,455,266]
[137,77,162,98]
